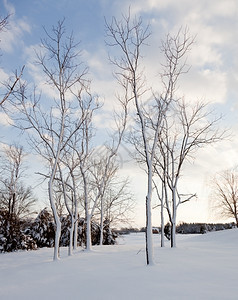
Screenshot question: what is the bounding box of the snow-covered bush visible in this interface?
[102,219,117,245]
[0,208,117,252]
[176,222,236,234]
[26,208,55,248]
[0,209,37,252]
[60,217,117,247]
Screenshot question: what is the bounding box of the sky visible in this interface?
[0,0,238,228]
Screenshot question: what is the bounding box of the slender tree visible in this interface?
[155,99,224,247]
[106,12,193,264]
[101,176,135,230]
[211,169,238,227]
[0,14,24,107]
[11,20,89,260]
[0,144,36,220]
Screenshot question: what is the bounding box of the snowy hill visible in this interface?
[0,229,237,300]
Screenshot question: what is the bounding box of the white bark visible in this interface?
[86,213,92,251]
[81,163,92,251]
[10,20,91,261]
[49,109,65,260]
[171,187,177,248]
[160,197,165,248]
[68,214,74,256]
[73,218,78,250]
[49,177,62,261]
[99,197,104,246]
[146,163,154,264]
[72,173,78,250]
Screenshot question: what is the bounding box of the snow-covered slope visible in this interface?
[0,229,237,300]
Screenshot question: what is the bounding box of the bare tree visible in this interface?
[82,97,128,251]
[88,155,118,246]
[0,144,36,220]
[105,12,193,264]
[89,152,134,245]
[101,176,135,229]
[0,14,24,106]
[106,11,156,265]
[154,99,224,247]
[211,169,238,227]
[11,20,89,260]
[63,88,101,251]
[152,179,165,247]
[59,148,80,252]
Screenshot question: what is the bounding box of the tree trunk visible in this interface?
[99,198,104,246]
[160,200,165,247]
[49,179,62,261]
[170,221,176,248]
[171,187,177,248]
[73,218,78,250]
[73,177,78,250]
[145,165,154,265]
[68,216,74,256]
[86,213,92,251]
[84,183,92,251]
[235,215,238,228]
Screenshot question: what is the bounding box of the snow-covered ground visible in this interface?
[0,229,237,300]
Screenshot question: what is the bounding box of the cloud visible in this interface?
[0,1,31,53]
[0,67,9,82]
[178,68,227,104]
[0,111,13,126]
[3,0,15,15]
[23,44,60,100]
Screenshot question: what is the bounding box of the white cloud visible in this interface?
[3,0,15,15]
[0,67,9,82]
[24,44,60,100]
[0,1,31,53]
[178,68,227,104]
[0,111,13,126]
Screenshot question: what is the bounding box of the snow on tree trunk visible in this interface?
[86,213,92,251]
[73,218,78,250]
[48,177,61,261]
[48,117,65,260]
[171,188,177,248]
[73,178,78,250]
[160,198,165,248]
[99,198,104,246]
[54,220,61,260]
[171,221,176,248]
[145,164,154,265]
[83,170,92,251]
[68,216,74,256]
[99,223,103,246]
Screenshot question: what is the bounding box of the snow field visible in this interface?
[0,229,237,300]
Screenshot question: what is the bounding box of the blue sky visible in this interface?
[1,0,238,227]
